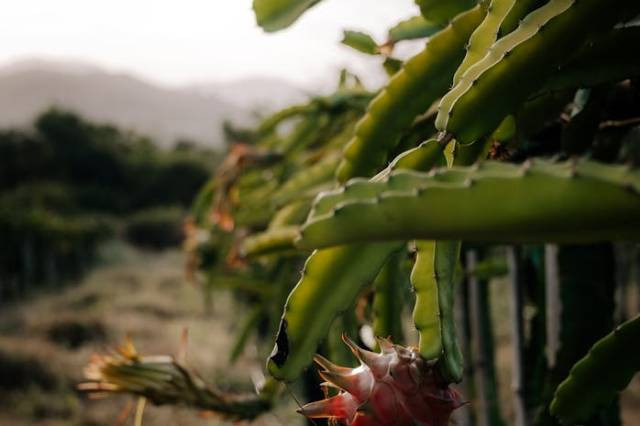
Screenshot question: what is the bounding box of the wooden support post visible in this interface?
[467,250,490,426]
[454,263,475,426]
[544,244,560,368]
[506,247,528,426]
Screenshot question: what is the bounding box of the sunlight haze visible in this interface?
[1,0,419,88]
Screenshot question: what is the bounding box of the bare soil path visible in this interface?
[0,241,300,426]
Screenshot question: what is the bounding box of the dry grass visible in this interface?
[0,240,301,426]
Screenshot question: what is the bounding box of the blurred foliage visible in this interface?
[124,206,186,250]
[184,72,373,361]
[0,108,217,300]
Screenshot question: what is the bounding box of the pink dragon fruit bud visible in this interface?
[299,336,465,426]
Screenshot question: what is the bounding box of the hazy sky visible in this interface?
[1,0,420,88]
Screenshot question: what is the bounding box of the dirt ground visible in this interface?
[0,241,301,426]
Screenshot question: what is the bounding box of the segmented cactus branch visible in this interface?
[436,0,640,143]
[551,315,640,424]
[267,242,404,381]
[416,0,477,25]
[253,0,323,32]
[298,159,640,249]
[452,0,517,86]
[336,6,484,181]
[241,226,300,257]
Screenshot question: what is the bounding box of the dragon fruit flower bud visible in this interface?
[299,336,464,426]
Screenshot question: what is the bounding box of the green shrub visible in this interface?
[124,206,185,250]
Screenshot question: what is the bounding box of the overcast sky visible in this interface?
[1,0,421,89]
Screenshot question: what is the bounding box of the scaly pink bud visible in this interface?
[300,338,464,426]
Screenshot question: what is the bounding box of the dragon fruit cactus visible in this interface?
[299,335,464,426]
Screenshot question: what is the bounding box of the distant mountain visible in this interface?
[0,58,107,76]
[0,59,305,148]
[190,77,307,112]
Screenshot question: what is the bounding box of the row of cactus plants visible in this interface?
[0,110,216,301]
[83,0,640,425]
[0,185,111,301]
